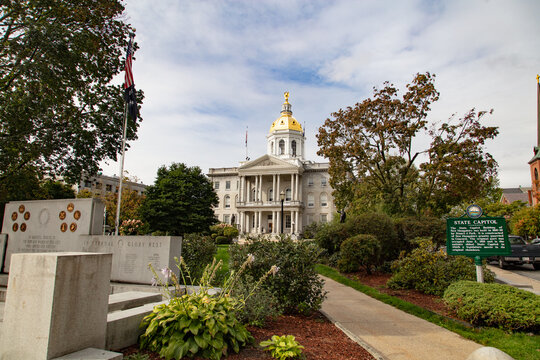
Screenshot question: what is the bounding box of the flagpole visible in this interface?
[115,103,129,235]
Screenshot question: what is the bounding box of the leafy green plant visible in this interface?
[181,233,217,284]
[140,256,278,360]
[444,281,540,332]
[229,237,326,314]
[338,234,381,274]
[123,353,150,360]
[260,335,304,360]
[387,238,494,296]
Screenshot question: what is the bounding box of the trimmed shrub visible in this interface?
[181,233,216,284]
[215,235,231,245]
[395,216,446,249]
[314,220,349,255]
[223,226,239,239]
[345,212,400,263]
[338,234,381,274]
[229,238,326,314]
[444,281,540,332]
[387,238,495,296]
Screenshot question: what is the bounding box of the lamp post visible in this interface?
[280,191,285,234]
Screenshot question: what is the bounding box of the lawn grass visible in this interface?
[214,244,230,281]
[316,264,540,360]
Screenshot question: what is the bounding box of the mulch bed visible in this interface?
[123,269,456,359]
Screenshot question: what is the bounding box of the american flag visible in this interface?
[124,36,137,121]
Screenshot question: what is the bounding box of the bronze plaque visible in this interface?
[20,223,27,232]
[73,210,81,220]
[67,203,74,212]
[12,223,18,232]
[18,205,25,213]
[60,222,68,232]
[59,211,66,220]
[70,223,77,232]
[24,212,30,220]
[11,212,17,221]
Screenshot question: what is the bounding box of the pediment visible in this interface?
[239,155,301,174]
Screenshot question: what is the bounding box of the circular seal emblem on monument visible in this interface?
[39,208,50,225]
[24,212,30,220]
[73,210,81,220]
[12,223,18,232]
[11,212,17,221]
[466,204,483,219]
[18,204,25,213]
[59,211,66,220]
[70,223,77,232]
[67,203,75,212]
[60,222,68,232]
[20,223,27,232]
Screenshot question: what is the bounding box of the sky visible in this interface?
[100,0,540,189]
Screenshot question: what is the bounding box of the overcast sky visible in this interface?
[100,0,540,189]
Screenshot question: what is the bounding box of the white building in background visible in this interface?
[78,173,148,197]
[208,92,336,237]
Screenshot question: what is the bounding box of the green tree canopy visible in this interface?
[139,163,219,236]
[0,0,143,185]
[317,72,498,216]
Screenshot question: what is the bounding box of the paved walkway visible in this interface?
[322,276,481,360]
[321,270,540,360]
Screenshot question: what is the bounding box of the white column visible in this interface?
[240,176,245,202]
[272,175,276,203]
[295,174,299,201]
[277,174,281,199]
[259,175,263,202]
[291,174,294,201]
[254,176,258,202]
[295,211,299,234]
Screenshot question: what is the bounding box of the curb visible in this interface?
[320,309,388,360]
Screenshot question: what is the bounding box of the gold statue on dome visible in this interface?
[284,91,289,102]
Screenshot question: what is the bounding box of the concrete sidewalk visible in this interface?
[320,276,482,360]
[487,265,540,295]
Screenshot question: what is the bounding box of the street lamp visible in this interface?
[280,191,285,234]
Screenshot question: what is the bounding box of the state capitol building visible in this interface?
[208,93,336,237]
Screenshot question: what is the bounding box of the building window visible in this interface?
[320,193,328,207]
[214,181,220,190]
[320,214,328,223]
[321,177,327,187]
[224,214,230,224]
[95,182,102,190]
[268,188,274,201]
[307,215,313,225]
[84,180,91,188]
[251,188,256,201]
[224,195,231,208]
[291,140,297,156]
[285,215,291,228]
[279,140,285,155]
[307,176,313,186]
[105,184,112,192]
[285,188,291,201]
[307,194,314,208]
[536,168,539,181]
[225,180,231,190]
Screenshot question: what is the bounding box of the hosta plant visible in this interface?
[260,335,304,360]
[140,256,278,359]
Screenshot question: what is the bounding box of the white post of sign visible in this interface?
[474,256,484,283]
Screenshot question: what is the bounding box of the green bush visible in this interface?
[387,238,494,296]
[314,220,349,255]
[231,274,283,327]
[345,212,400,263]
[260,335,304,360]
[215,235,231,245]
[181,233,217,284]
[302,222,323,239]
[444,281,540,332]
[395,216,446,249]
[338,234,381,274]
[223,226,239,239]
[229,237,326,314]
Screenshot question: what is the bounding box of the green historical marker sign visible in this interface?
[446,205,511,257]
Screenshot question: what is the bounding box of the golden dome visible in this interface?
[269,92,303,133]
